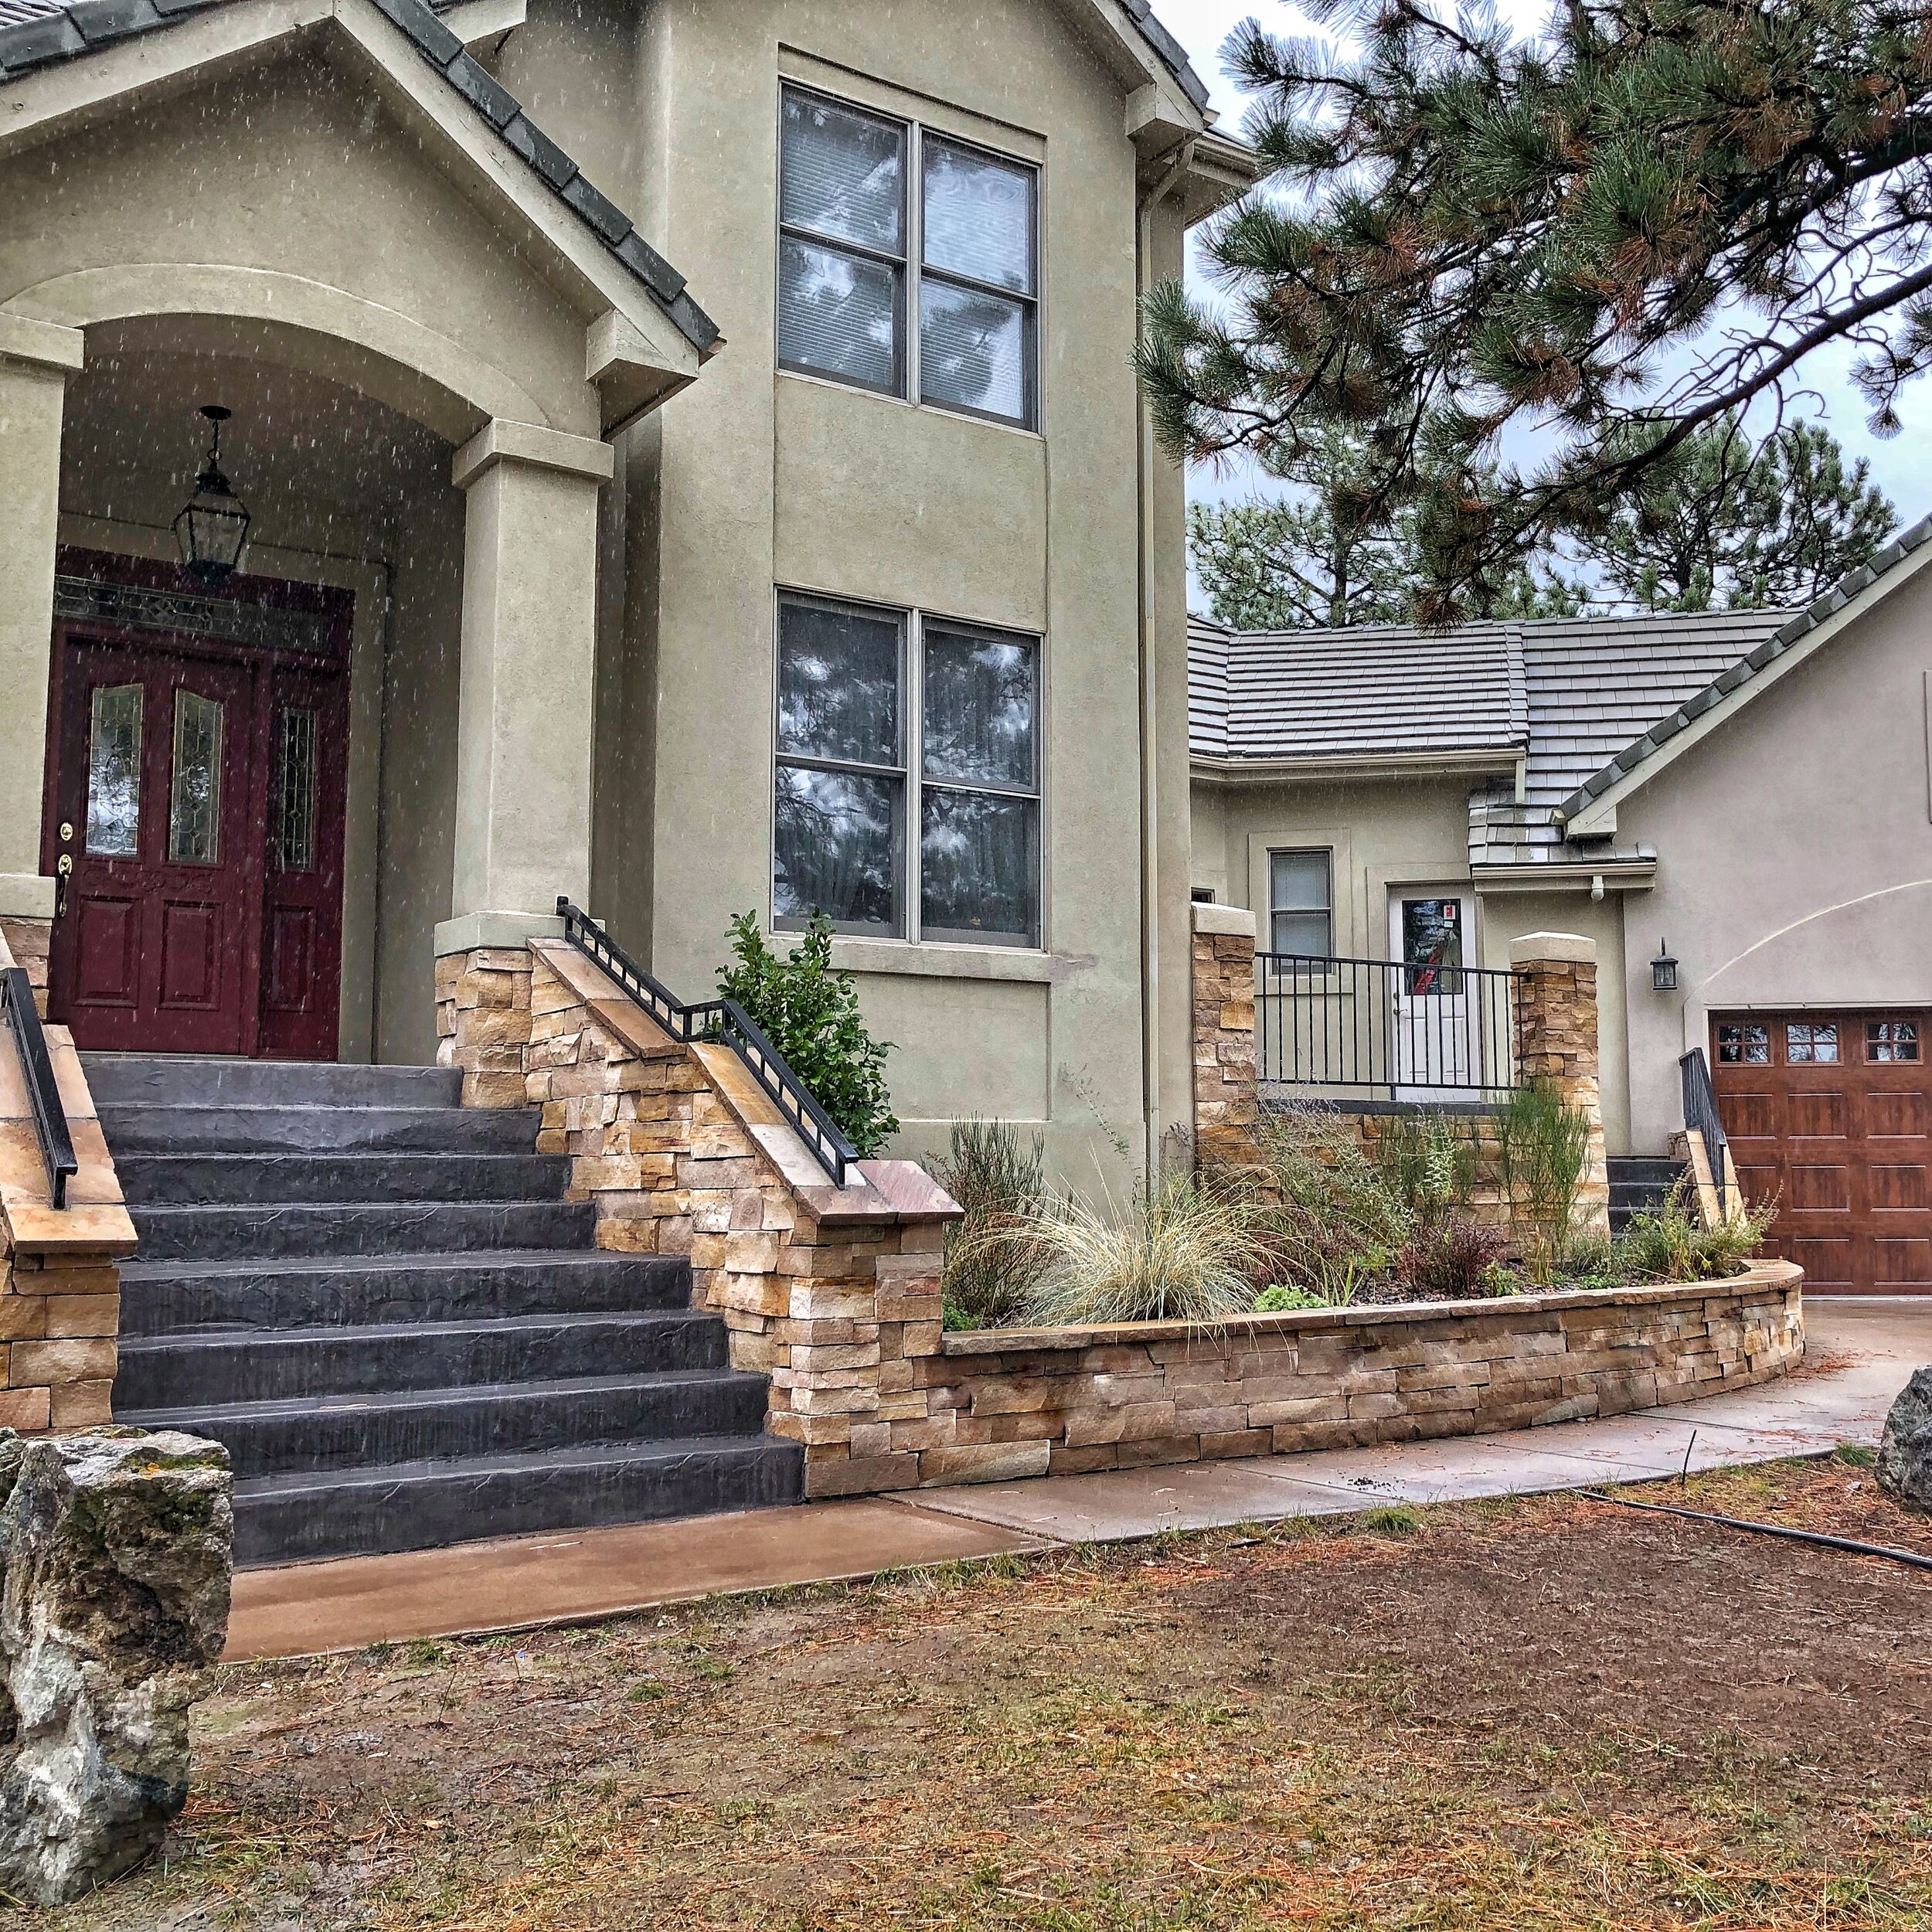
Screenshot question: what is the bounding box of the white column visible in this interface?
[0,316,83,930]
[438,420,613,955]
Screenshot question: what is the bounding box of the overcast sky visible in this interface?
[1156,0,1932,531]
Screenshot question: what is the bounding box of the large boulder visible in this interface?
[1877,1367,1932,1509]
[0,1427,232,1906]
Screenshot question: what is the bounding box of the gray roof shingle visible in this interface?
[0,0,719,350]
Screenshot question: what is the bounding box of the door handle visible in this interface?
[54,854,73,919]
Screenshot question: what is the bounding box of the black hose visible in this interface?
[1583,1489,1932,1573]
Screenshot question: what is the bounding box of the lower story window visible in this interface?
[1716,1023,1769,1064]
[774,593,1041,947]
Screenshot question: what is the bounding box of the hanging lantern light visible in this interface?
[1651,939,1679,994]
[172,404,250,587]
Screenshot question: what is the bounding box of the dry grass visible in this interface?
[44,1457,1932,1932]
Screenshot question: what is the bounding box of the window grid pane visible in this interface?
[1271,910,1331,958]
[168,691,223,866]
[86,683,143,859]
[1868,1020,1921,1063]
[920,277,1032,425]
[781,89,906,254]
[923,136,1036,294]
[1270,849,1330,917]
[1787,1022,1838,1064]
[1717,1024,1770,1064]
[777,236,904,393]
[275,707,318,874]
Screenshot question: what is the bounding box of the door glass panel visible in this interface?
[168,691,224,866]
[274,706,318,872]
[1401,899,1464,995]
[85,683,143,857]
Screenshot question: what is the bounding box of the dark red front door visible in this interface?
[43,560,350,1060]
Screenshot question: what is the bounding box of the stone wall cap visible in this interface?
[1508,930,1597,968]
[1192,903,1257,938]
[940,1260,1801,1354]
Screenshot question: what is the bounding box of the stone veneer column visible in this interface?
[434,941,536,1108]
[0,317,83,1015]
[1509,931,1612,1236]
[1190,903,1266,1172]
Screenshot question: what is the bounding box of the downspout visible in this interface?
[1134,138,1196,1175]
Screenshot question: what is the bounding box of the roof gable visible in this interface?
[0,0,719,354]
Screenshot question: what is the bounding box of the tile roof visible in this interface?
[0,0,719,352]
[1189,605,1803,872]
[1552,510,1932,821]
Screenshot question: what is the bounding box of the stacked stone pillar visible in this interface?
[1189,903,1263,1172]
[1508,931,1612,1236]
[434,941,536,1107]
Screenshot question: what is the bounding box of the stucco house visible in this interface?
[0,0,1257,1560]
[0,0,1253,1175]
[1189,523,1932,1297]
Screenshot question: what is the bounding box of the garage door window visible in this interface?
[1787,1022,1838,1063]
[1869,1020,1921,1063]
[1717,1023,1769,1064]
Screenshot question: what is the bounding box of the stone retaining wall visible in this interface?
[906,1264,1802,1483]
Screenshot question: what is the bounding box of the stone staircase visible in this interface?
[1607,1155,1688,1236]
[89,1054,801,1568]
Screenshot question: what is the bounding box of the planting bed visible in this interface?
[918,1261,1803,1483]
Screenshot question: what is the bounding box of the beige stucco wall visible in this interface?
[4,1,1200,1188]
[1192,774,1638,1151]
[1617,560,1932,1151]
[572,0,1192,1185]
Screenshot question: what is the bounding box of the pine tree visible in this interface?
[1141,0,1932,621]
[1573,417,1898,611]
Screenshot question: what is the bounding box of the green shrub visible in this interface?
[1244,1106,1412,1301]
[1253,1283,1342,1313]
[932,1120,1048,1331]
[1370,1112,1479,1230]
[1611,1177,1779,1283]
[1495,1080,1594,1282]
[716,911,898,1156]
[1013,1168,1270,1328]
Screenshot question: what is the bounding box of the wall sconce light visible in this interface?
[1651,940,1679,993]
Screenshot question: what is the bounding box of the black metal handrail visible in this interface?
[1,966,77,1210]
[1255,952,1526,1100]
[1679,1046,1730,1217]
[556,899,859,1188]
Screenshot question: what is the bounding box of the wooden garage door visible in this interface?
[1712,1011,1932,1295]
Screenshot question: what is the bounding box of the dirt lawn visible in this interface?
[40,1457,1932,1931]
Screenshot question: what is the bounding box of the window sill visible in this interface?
[822,937,1070,984]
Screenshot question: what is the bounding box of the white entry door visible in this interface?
[1388,891,1475,1098]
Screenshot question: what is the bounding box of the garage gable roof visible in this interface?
[1555,512,1932,828]
[0,0,720,353]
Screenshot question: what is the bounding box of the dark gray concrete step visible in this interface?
[98,1104,541,1155]
[116,1151,570,1207]
[117,1250,693,1335]
[117,1310,730,1407]
[126,1199,599,1262]
[81,1053,462,1109]
[230,1434,804,1567]
[1607,1157,1687,1186]
[121,1369,774,1477]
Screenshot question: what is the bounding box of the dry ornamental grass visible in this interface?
[43,1456,1932,1932]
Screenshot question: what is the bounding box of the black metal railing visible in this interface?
[1,966,77,1210]
[1255,953,1526,1100]
[1679,1046,1730,1217]
[556,899,859,1188]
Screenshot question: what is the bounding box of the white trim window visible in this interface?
[777,83,1039,430]
[774,592,1042,947]
[1268,849,1333,957]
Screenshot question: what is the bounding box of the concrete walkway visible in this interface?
[226,1298,1929,1662]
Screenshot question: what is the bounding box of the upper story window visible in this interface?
[774,592,1041,947]
[778,84,1039,430]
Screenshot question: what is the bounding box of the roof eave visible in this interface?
[1560,516,1932,835]
[1192,747,1522,784]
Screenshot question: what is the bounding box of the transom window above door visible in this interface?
[773,592,1041,947]
[777,83,1039,430]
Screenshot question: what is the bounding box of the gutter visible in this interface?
[1134,135,1192,1175]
